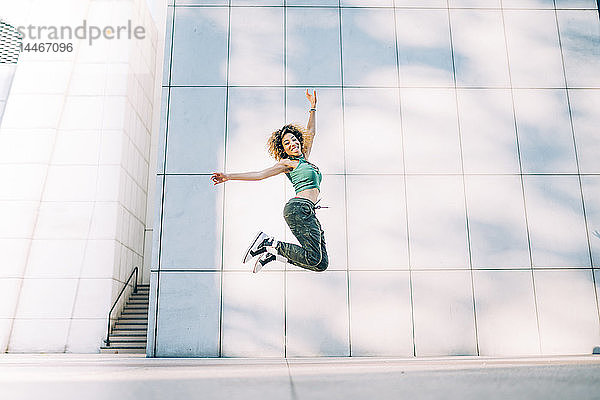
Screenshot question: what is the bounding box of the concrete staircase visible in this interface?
[100,284,149,354]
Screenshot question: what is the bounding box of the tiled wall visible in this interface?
[0,0,159,353]
[149,0,600,357]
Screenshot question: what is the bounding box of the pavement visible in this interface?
[1,354,600,400]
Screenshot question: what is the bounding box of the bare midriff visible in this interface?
[295,187,320,204]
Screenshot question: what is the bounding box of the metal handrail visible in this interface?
[104,266,138,346]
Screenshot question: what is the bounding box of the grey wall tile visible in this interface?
[557,10,600,88]
[569,89,600,174]
[401,88,461,174]
[534,269,600,355]
[504,10,564,88]
[156,272,221,357]
[165,87,227,174]
[412,270,478,356]
[228,7,284,85]
[406,175,470,269]
[341,8,398,87]
[473,270,540,356]
[523,175,590,268]
[465,175,530,268]
[221,271,284,357]
[343,88,403,174]
[450,10,510,87]
[347,175,408,270]
[581,176,600,267]
[349,271,413,356]
[513,89,577,174]
[160,175,224,269]
[286,271,349,356]
[286,8,341,86]
[395,9,453,87]
[171,7,229,86]
[457,89,520,174]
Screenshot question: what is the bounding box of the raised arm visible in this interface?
[303,89,317,159]
[211,160,292,185]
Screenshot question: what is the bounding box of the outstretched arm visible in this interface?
[303,89,317,159]
[211,161,292,185]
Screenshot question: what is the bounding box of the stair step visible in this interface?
[127,300,149,304]
[118,315,148,319]
[115,323,148,329]
[118,319,148,324]
[123,307,149,312]
[107,338,147,344]
[101,341,145,347]
[116,320,148,325]
[121,311,148,316]
[109,335,147,341]
[110,329,147,335]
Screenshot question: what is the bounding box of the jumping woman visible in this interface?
[210,89,328,274]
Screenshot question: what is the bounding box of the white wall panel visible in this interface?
[286,271,349,356]
[349,271,413,356]
[156,272,221,357]
[523,175,590,268]
[347,175,408,270]
[229,7,284,86]
[534,269,600,355]
[412,271,477,356]
[406,175,469,269]
[341,8,398,87]
[222,272,284,357]
[465,175,530,268]
[474,270,540,356]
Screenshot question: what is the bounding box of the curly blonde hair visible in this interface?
[267,123,307,161]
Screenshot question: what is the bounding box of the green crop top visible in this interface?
[285,155,322,193]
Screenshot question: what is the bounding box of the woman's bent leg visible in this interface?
[276,199,328,272]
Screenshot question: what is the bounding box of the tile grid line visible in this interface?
[217,0,233,358]
[499,0,542,355]
[152,1,177,357]
[338,1,353,358]
[168,5,598,10]
[154,267,599,273]
[553,3,600,339]
[447,1,480,357]
[392,0,417,358]
[162,84,600,89]
[156,172,600,176]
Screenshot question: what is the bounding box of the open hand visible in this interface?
[211,172,229,185]
[305,89,317,108]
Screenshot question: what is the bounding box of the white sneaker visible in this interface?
[242,231,272,263]
[253,252,276,273]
